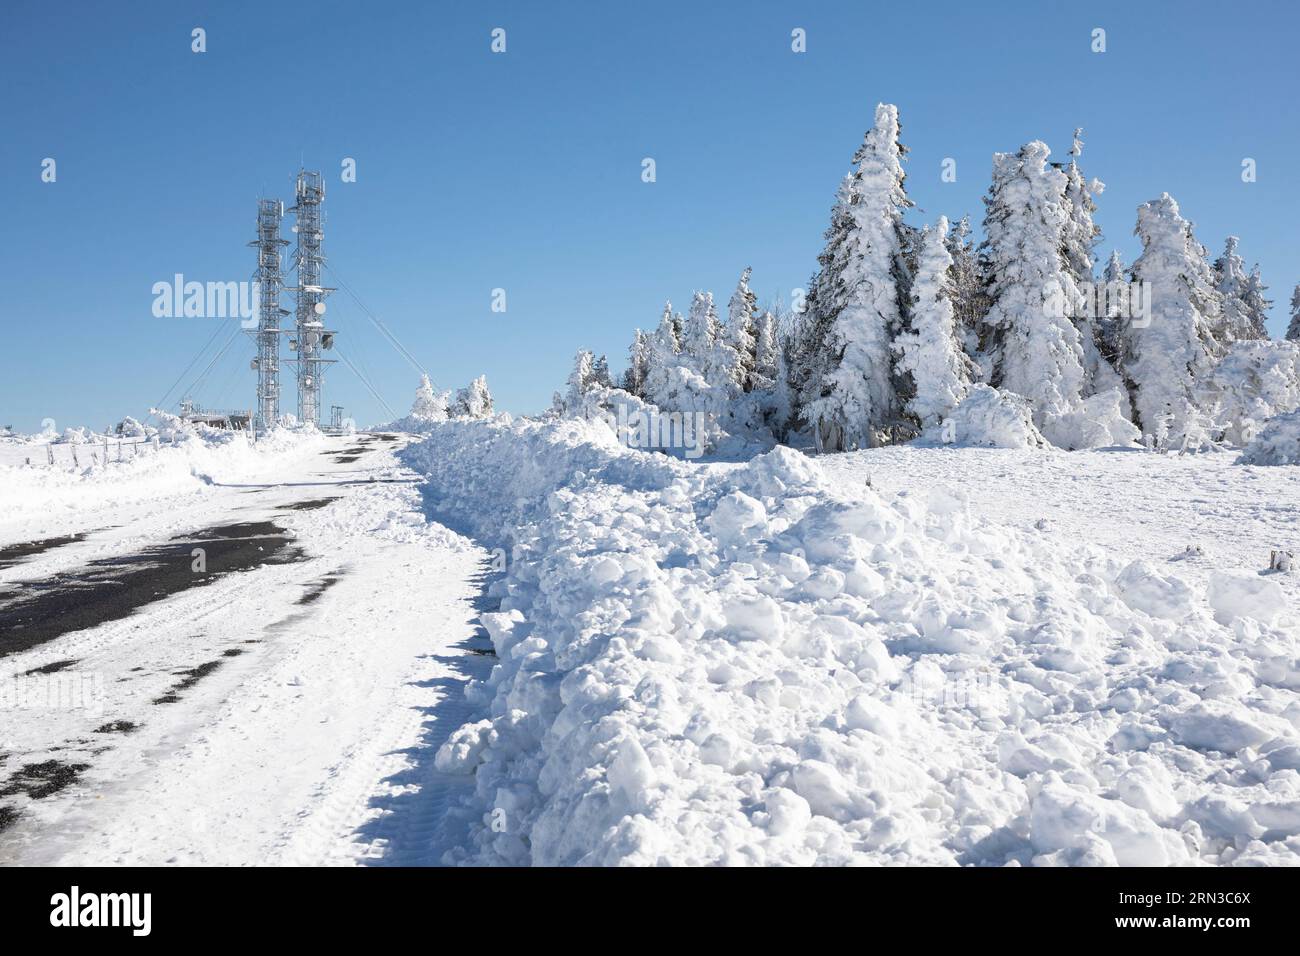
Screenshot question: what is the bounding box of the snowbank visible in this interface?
[0,426,327,521]
[1239,410,1300,466]
[402,420,1300,866]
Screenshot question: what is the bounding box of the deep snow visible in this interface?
[405,419,1300,866]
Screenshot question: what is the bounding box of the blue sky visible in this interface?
[2,0,1297,431]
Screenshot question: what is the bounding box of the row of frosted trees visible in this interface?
[568,104,1299,452]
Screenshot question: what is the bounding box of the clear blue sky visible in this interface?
[2,0,1297,431]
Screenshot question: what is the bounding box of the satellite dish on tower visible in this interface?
[314,302,326,315]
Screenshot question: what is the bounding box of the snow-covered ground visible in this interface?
[407,420,1300,866]
[3,421,1298,866]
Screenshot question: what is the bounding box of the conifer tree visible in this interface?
[796,103,912,451]
[1123,193,1222,444]
[980,141,1088,443]
[894,217,972,428]
[726,267,759,391]
[623,329,651,397]
[1287,284,1300,342]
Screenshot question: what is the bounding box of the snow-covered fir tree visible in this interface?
[1123,193,1223,445]
[1214,237,1269,342]
[753,309,779,390]
[682,290,738,391]
[1241,265,1272,340]
[565,349,596,407]
[980,141,1089,444]
[682,290,721,368]
[410,373,449,421]
[642,301,687,410]
[796,103,912,451]
[592,353,613,389]
[1288,284,1300,342]
[1061,129,1103,289]
[1103,249,1126,284]
[453,375,494,419]
[944,215,990,371]
[725,267,759,391]
[1059,128,1127,402]
[623,328,651,397]
[893,217,972,429]
[1096,249,1128,367]
[786,175,852,430]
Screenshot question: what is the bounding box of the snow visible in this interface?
[399,418,1300,866]
[0,431,490,866]
[981,141,1089,447]
[5,409,1298,867]
[0,426,328,522]
[931,383,1046,449]
[1123,193,1221,445]
[1207,572,1287,626]
[1239,409,1300,466]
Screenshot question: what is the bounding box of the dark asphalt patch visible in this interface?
[0,532,90,570]
[280,497,339,511]
[93,720,138,734]
[0,760,91,799]
[221,648,245,657]
[297,572,342,606]
[0,805,18,832]
[20,659,79,676]
[152,659,224,704]
[0,521,306,659]
[333,455,361,463]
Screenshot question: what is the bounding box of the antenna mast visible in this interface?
[248,198,289,430]
[288,170,336,425]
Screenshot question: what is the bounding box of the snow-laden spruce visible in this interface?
[411,373,450,422]
[1213,237,1270,343]
[403,417,1300,866]
[893,216,971,428]
[797,103,911,452]
[452,375,494,419]
[980,142,1090,446]
[1288,285,1300,342]
[1123,193,1223,447]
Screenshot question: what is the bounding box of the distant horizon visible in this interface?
[3,0,1297,431]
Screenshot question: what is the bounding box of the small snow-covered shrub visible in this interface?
[1238,409,1300,465]
[931,384,1047,449]
[1045,388,1142,450]
[115,416,149,438]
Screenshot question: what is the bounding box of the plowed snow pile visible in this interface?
[403,419,1300,866]
[1,427,327,520]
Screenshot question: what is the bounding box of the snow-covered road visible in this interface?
[0,434,491,865]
